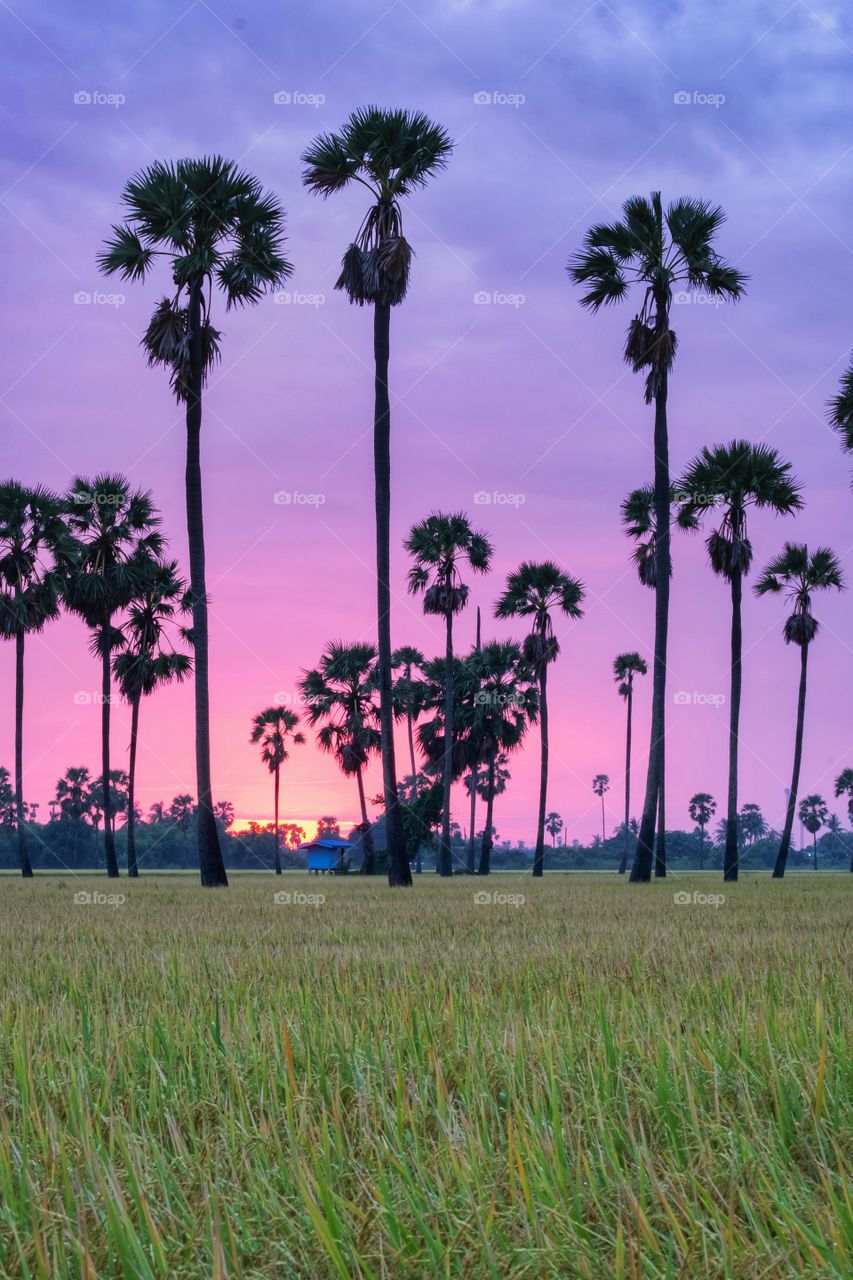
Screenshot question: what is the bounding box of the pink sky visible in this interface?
[2,0,852,843]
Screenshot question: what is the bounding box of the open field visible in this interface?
[0,874,850,1279]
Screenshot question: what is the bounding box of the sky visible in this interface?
[1,0,852,845]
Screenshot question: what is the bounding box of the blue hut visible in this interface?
[300,837,352,875]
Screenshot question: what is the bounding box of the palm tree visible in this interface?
[495,561,584,877]
[0,482,72,877]
[570,194,746,883]
[113,557,191,877]
[391,646,426,787]
[299,642,381,875]
[739,802,768,849]
[64,476,162,878]
[755,544,845,878]
[592,775,610,844]
[545,811,563,847]
[99,159,291,888]
[834,769,853,871]
[55,766,92,865]
[799,794,828,870]
[303,109,453,889]
[689,792,716,869]
[828,361,853,483]
[678,442,802,881]
[613,652,648,874]
[465,642,537,876]
[406,513,492,876]
[250,706,305,875]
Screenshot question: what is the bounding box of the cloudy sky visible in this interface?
[2,0,852,845]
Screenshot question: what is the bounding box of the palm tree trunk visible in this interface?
[100,631,119,878]
[477,753,497,876]
[438,608,454,877]
[126,692,140,878]
[466,765,477,874]
[532,662,549,877]
[813,831,818,870]
[14,630,32,878]
[774,643,809,878]
[618,684,632,874]
[723,568,743,881]
[699,824,705,871]
[407,712,417,786]
[631,356,670,882]
[655,735,666,876]
[356,766,374,875]
[373,301,410,887]
[273,763,281,875]
[186,279,228,889]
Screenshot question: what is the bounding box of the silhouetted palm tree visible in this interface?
[391,646,426,786]
[592,774,610,844]
[303,109,453,889]
[299,642,381,874]
[65,475,162,877]
[113,557,191,877]
[495,561,584,877]
[688,792,716,870]
[99,158,291,888]
[250,706,305,874]
[828,361,853,484]
[834,768,853,871]
[613,652,648,874]
[739,802,768,850]
[799,794,828,870]
[545,811,563,847]
[571,194,746,882]
[755,544,845,877]
[0,482,73,876]
[678,442,802,881]
[406,513,492,876]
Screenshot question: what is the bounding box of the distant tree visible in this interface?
[149,801,167,824]
[799,794,828,870]
[834,768,853,872]
[613,652,648,874]
[250,706,305,874]
[168,794,195,860]
[391,646,426,787]
[316,816,341,840]
[214,801,234,830]
[592,775,610,844]
[689,793,716,870]
[739,802,768,849]
[281,822,306,851]
[545,811,563,847]
[0,767,15,831]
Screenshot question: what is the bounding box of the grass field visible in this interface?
[0,874,849,1279]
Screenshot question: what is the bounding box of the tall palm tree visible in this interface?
[678,442,802,881]
[0,482,72,877]
[570,194,746,883]
[299,642,381,875]
[391,646,426,787]
[613,652,648,874]
[303,109,453,889]
[406,513,492,876]
[755,544,845,878]
[250,706,305,875]
[799,795,828,870]
[495,561,584,877]
[113,557,192,878]
[65,476,162,878]
[834,768,853,871]
[688,792,716,869]
[828,361,853,484]
[545,812,563,846]
[99,158,291,888]
[592,775,610,844]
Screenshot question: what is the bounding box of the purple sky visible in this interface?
[2,0,852,843]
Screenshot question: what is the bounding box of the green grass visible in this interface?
[0,874,849,1278]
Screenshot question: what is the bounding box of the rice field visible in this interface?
[0,873,850,1279]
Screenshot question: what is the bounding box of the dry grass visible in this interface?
[0,872,850,1278]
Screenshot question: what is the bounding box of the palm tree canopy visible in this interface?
[302,107,452,307]
[250,705,306,774]
[568,192,746,401]
[828,358,853,454]
[613,651,648,697]
[676,441,802,580]
[0,481,74,639]
[689,792,716,825]
[406,512,493,617]
[298,641,380,777]
[835,769,853,803]
[799,794,828,834]
[592,774,610,797]
[754,543,845,646]
[495,560,584,673]
[99,157,292,401]
[113,556,191,701]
